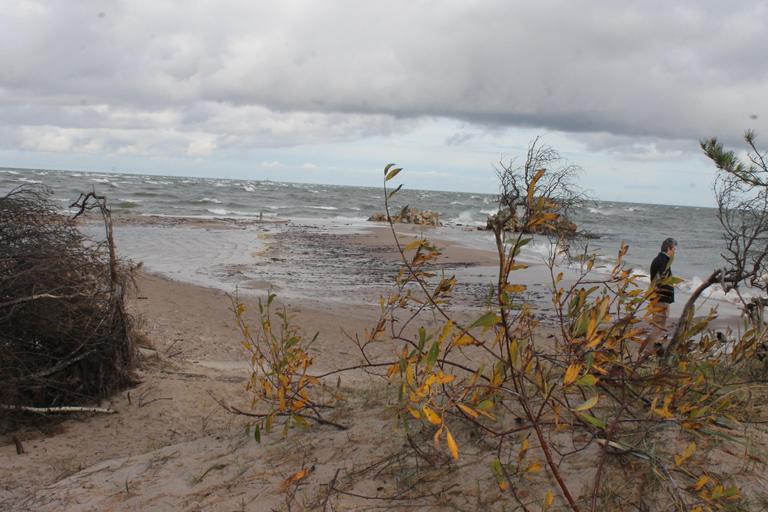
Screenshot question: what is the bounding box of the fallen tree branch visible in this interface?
[11,349,96,381]
[0,404,117,414]
[0,292,90,309]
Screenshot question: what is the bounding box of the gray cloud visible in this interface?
[1,0,767,158]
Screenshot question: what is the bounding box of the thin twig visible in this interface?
[322,468,341,512]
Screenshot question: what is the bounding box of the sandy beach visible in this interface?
[0,217,754,511]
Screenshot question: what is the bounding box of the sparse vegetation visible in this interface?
[231,141,768,511]
[370,157,768,510]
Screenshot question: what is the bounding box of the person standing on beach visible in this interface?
[639,238,677,357]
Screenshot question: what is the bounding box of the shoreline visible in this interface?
[105,214,746,327]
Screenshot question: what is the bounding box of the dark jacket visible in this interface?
[650,251,674,303]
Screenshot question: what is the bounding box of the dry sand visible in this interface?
[0,218,754,511]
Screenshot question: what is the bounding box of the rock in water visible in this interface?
[368,207,442,226]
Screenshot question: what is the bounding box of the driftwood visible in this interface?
[0,404,117,414]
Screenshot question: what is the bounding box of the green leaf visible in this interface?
[427,339,440,370]
[385,167,403,181]
[384,163,395,174]
[387,184,403,199]
[470,313,501,329]
[573,395,598,411]
[292,414,310,428]
[491,457,503,475]
[576,374,598,386]
[254,423,261,443]
[581,413,605,429]
[478,399,494,411]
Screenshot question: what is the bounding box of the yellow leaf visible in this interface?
[564,363,581,386]
[446,428,459,460]
[457,403,478,419]
[438,321,453,343]
[506,340,516,367]
[282,468,308,487]
[505,284,527,293]
[527,168,546,202]
[437,371,455,384]
[407,406,421,419]
[404,239,424,252]
[573,395,598,412]
[423,405,442,425]
[695,476,708,491]
[682,442,696,460]
[653,407,676,419]
[518,438,529,463]
[526,460,542,473]
[434,426,443,445]
[477,408,497,421]
[584,331,606,349]
[673,442,696,469]
[454,335,474,347]
[545,491,553,508]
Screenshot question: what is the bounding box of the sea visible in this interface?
[1,167,727,299]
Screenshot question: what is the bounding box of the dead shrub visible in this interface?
[0,186,137,422]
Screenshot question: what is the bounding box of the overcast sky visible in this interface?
[2,1,767,206]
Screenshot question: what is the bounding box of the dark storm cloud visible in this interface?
[1,0,767,155]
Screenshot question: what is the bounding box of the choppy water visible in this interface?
[1,167,724,289]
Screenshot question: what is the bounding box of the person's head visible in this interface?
[661,237,677,255]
